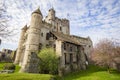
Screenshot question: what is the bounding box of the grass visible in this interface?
[0,62,120,80]
[0,62,52,80]
[56,65,120,80]
[0,73,52,80]
[0,62,21,72]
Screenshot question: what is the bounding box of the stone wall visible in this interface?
[20,52,40,73]
[15,8,92,75]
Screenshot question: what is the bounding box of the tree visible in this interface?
[91,39,120,73]
[38,48,59,74]
[0,1,15,40]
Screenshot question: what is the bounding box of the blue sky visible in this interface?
[0,0,120,50]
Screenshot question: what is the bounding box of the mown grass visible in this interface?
[56,65,120,80]
[0,62,120,80]
[0,73,52,80]
[0,62,52,80]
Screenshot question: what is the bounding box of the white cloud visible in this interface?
[0,0,120,50]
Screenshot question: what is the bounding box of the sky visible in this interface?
[0,0,120,50]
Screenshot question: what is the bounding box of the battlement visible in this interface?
[61,18,69,25]
[15,7,93,74]
[44,8,70,34]
[48,8,55,13]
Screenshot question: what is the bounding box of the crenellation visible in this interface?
[14,7,93,74]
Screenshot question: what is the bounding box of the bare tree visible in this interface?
[0,1,15,43]
[90,39,120,73]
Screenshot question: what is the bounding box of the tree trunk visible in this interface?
[107,66,111,73]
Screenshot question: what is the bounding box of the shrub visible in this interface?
[38,48,59,74]
[3,63,15,70]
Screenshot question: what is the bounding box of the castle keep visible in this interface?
[14,8,92,74]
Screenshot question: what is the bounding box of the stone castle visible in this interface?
[14,8,92,74]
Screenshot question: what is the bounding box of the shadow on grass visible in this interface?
[110,69,120,74]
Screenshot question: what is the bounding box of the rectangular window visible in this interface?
[60,27,62,31]
[64,53,67,64]
[53,44,56,51]
[46,33,50,40]
[70,54,73,63]
[41,33,43,37]
[76,54,79,63]
[39,43,42,50]
[70,46,72,51]
[64,43,66,50]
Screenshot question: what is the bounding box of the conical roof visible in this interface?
[32,8,42,16]
[22,25,27,30]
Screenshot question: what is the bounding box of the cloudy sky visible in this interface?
[0,0,120,50]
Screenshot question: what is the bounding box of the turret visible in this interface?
[20,8,42,73]
[14,25,27,64]
[48,8,55,20]
[61,19,70,35]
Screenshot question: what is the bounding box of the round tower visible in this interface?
[20,8,42,73]
[48,8,55,20]
[14,25,27,64]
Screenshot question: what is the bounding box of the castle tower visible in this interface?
[62,19,70,35]
[45,8,55,24]
[20,8,42,73]
[48,8,55,20]
[14,25,27,64]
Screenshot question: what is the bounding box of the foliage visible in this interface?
[0,63,120,80]
[0,62,51,80]
[0,62,20,72]
[0,1,16,40]
[90,39,120,73]
[14,64,21,73]
[56,65,120,80]
[38,48,59,74]
[3,63,15,70]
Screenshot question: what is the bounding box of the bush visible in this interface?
[3,63,15,70]
[38,48,59,74]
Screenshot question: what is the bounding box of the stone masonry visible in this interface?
[14,7,93,74]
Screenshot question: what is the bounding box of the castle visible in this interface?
[14,8,93,74]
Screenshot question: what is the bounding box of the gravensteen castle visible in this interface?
[14,8,93,74]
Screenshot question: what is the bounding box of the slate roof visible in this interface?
[51,31,85,45]
[22,25,27,30]
[32,8,42,16]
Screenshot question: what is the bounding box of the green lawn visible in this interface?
[0,62,120,80]
[0,73,52,80]
[0,62,52,80]
[56,65,120,80]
